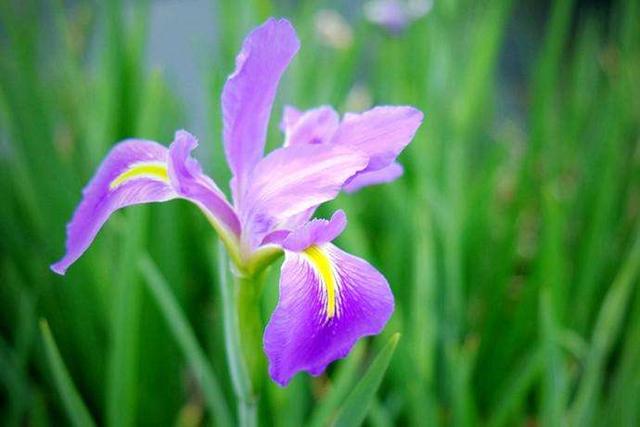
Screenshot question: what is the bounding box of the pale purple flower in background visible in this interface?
[314,9,354,50]
[343,83,374,112]
[51,18,423,386]
[364,0,433,33]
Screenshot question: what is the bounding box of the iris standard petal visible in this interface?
[240,144,368,248]
[281,210,346,251]
[264,242,394,386]
[330,106,423,172]
[343,161,404,193]
[222,18,300,201]
[51,140,176,274]
[168,131,241,236]
[279,105,303,133]
[281,105,340,147]
[260,209,346,247]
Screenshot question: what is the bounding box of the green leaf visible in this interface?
[138,254,233,427]
[308,342,366,427]
[333,333,400,427]
[570,223,640,426]
[39,320,97,427]
[487,348,542,427]
[106,207,146,427]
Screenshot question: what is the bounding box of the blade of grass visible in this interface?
[39,319,96,427]
[539,286,568,426]
[605,276,640,425]
[443,1,514,424]
[408,199,438,426]
[138,253,232,427]
[333,333,400,427]
[570,221,640,426]
[106,206,146,427]
[0,336,32,427]
[367,398,394,427]
[307,342,366,427]
[487,348,543,427]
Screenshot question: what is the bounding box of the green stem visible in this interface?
[217,243,265,427]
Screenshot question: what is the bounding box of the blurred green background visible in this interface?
[1,0,639,425]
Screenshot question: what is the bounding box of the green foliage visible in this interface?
[1,0,640,425]
[333,333,400,427]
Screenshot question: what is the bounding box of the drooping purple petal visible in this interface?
[264,241,394,386]
[330,106,423,172]
[52,131,241,275]
[168,131,241,236]
[222,18,300,202]
[343,161,404,193]
[51,140,176,274]
[240,144,368,248]
[280,105,340,147]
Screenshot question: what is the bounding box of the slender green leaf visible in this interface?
[487,349,543,427]
[138,254,232,427]
[39,320,96,427]
[333,333,400,427]
[308,342,366,427]
[570,223,640,426]
[106,207,146,427]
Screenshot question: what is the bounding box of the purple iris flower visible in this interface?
[364,0,433,33]
[51,18,423,386]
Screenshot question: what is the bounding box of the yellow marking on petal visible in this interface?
[109,162,169,190]
[304,245,337,320]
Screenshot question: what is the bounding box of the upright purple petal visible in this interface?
[281,210,346,251]
[264,240,394,386]
[168,131,241,236]
[51,140,176,274]
[240,144,367,248]
[343,161,404,193]
[330,106,423,172]
[222,18,300,201]
[280,106,303,133]
[280,105,340,147]
[262,209,346,248]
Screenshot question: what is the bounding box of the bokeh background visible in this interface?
[1,0,639,425]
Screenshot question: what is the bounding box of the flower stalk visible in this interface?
[218,243,265,427]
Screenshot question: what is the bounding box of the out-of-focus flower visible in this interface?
[51,18,423,386]
[364,0,433,33]
[344,83,374,112]
[314,9,353,50]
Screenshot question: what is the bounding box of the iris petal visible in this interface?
[51,131,239,274]
[277,105,421,194]
[331,106,423,172]
[51,140,176,274]
[280,105,340,147]
[222,18,300,202]
[240,144,367,248]
[168,131,241,236]
[264,242,394,386]
[264,211,393,386]
[343,161,404,193]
